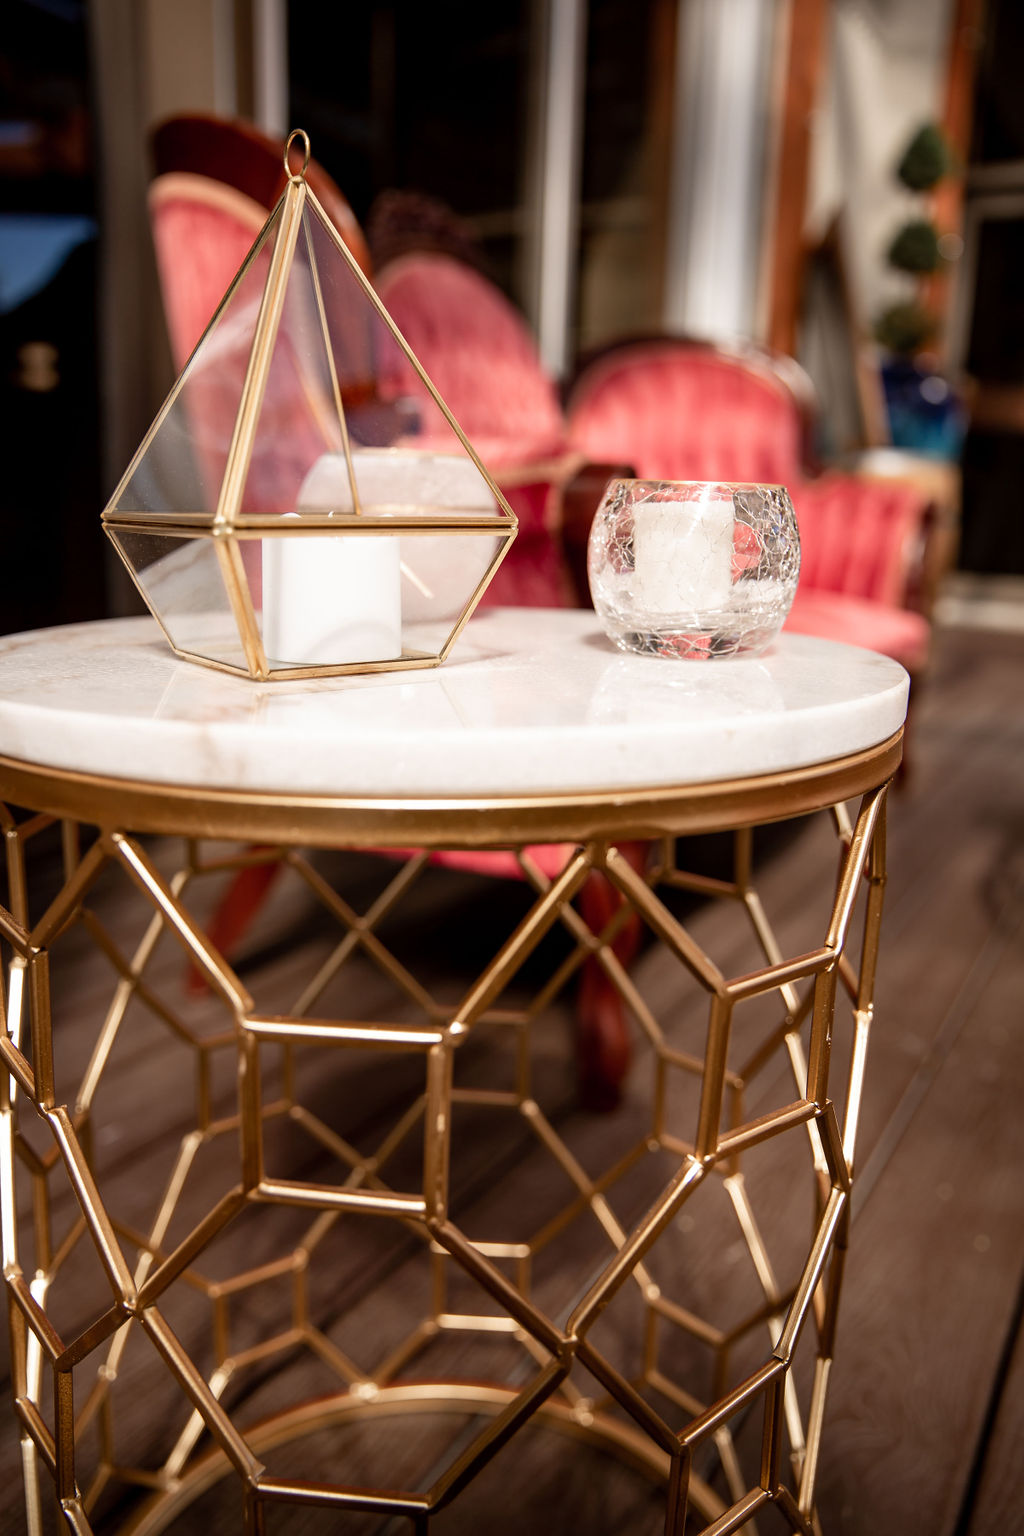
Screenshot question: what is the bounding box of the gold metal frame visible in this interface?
[0,732,900,847]
[102,129,518,681]
[0,734,898,1533]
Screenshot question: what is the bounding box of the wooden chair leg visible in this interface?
[186,852,280,994]
[194,839,649,1116]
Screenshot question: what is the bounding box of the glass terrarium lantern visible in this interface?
[102,131,517,679]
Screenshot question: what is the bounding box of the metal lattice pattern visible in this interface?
[0,788,888,1535]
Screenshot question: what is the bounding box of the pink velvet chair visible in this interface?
[147,124,636,1105]
[374,251,586,611]
[150,113,372,317]
[564,337,934,674]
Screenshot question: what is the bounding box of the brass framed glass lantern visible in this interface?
[102,131,518,680]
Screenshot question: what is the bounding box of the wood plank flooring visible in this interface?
[1,621,1022,1535]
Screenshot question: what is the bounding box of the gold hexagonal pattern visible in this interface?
[1,779,889,1534]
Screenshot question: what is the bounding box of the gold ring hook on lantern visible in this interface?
[284,128,311,182]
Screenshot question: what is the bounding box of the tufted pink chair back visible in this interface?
[149,112,372,370]
[149,174,268,371]
[147,172,346,547]
[375,252,575,609]
[566,341,805,489]
[567,339,929,614]
[792,474,926,608]
[375,253,568,467]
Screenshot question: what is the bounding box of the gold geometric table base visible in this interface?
[121,1389,724,1534]
[0,748,893,1536]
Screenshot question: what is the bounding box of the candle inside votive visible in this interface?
[631,493,734,615]
[262,512,402,665]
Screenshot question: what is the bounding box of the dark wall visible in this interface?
[961,0,1024,575]
[0,0,107,635]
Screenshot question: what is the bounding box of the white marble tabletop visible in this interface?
[0,609,908,799]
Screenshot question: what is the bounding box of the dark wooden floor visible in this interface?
[1,620,1022,1536]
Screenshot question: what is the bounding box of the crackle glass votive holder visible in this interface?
[587,478,800,660]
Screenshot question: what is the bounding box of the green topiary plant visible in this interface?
[874,300,937,355]
[897,123,952,192]
[875,123,954,354]
[887,218,943,274]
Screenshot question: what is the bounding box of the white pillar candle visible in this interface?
[631,493,734,615]
[262,514,402,665]
[261,449,499,665]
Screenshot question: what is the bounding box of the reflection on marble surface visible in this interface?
[0,609,909,797]
[587,654,785,727]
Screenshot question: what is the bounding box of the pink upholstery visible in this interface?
[148,175,362,612]
[566,342,802,487]
[786,589,930,672]
[566,340,933,669]
[150,181,265,370]
[376,253,567,462]
[374,253,580,609]
[484,520,577,609]
[790,473,925,608]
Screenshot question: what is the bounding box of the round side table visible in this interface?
[0,609,907,1536]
